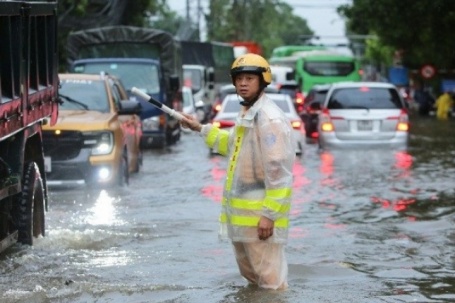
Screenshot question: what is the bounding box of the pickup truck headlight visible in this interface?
[84,132,114,155]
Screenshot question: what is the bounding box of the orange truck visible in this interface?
[0,0,59,253]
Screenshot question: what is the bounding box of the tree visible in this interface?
[205,0,313,58]
[338,0,455,69]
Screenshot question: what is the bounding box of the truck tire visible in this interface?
[14,162,45,246]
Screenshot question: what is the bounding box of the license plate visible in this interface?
[44,156,52,173]
[358,120,373,131]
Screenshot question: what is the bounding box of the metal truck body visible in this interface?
[181,41,235,122]
[67,26,182,148]
[0,0,59,253]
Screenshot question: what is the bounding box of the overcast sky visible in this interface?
[166,0,351,44]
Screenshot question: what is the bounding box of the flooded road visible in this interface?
[1,115,454,303]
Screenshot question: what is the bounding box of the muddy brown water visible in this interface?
[0,114,454,303]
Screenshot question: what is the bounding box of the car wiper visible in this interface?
[58,93,89,110]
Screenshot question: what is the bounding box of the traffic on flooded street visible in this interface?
[0,115,454,303]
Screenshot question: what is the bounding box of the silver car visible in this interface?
[212,93,304,155]
[317,82,409,150]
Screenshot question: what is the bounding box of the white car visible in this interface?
[212,93,304,155]
[317,81,409,150]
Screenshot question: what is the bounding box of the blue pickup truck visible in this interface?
[66,26,183,148]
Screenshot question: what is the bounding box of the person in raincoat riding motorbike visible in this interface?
[180,53,295,290]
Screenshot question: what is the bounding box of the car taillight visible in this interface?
[320,109,334,132]
[311,131,319,138]
[321,121,334,132]
[213,120,235,128]
[295,92,304,105]
[387,110,409,132]
[397,110,409,132]
[291,119,302,130]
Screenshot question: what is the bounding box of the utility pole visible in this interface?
[197,0,201,41]
[186,0,190,22]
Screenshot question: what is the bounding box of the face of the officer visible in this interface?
[234,73,261,102]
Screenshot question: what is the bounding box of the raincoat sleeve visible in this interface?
[257,115,294,221]
[201,124,232,156]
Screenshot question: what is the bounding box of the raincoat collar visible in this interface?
[236,94,265,128]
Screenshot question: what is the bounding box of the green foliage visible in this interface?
[364,38,393,66]
[205,0,313,58]
[339,0,455,69]
[55,0,315,68]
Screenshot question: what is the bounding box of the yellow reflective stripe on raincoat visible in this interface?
[205,127,229,155]
[225,126,245,191]
[230,215,289,228]
[264,188,292,213]
[230,198,262,210]
[229,196,290,213]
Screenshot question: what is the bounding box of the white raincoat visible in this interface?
[201,94,295,243]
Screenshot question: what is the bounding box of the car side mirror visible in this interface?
[118,100,142,115]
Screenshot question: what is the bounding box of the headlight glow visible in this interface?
[91,132,114,155]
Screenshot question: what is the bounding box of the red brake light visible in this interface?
[295,92,305,105]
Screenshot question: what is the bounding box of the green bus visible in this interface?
[270,45,327,58]
[269,48,362,96]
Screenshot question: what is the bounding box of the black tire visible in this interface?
[14,162,45,246]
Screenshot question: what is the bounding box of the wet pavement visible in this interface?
[0,114,454,303]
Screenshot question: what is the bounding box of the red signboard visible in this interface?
[420,64,436,79]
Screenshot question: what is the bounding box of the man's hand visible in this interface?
[258,216,274,241]
[180,113,202,132]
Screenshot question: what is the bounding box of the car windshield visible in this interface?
[270,98,291,113]
[183,69,203,91]
[59,79,109,112]
[304,61,355,76]
[306,89,328,104]
[327,87,403,109]
[182,89,193,107]
[74,62,160,94]
[224,98,242,113]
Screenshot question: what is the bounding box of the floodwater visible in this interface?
[1,115,454,303]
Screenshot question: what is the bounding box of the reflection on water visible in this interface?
[86,190,124,226]
[1,117,454,302]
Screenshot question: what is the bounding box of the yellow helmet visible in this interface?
[230,53,272,85]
